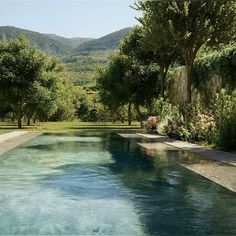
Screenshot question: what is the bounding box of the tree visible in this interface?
[49,77,81,121]
[125,14,180,98]
[97,54,131,124]
[136,0,236,104]
[0,36,62,128]
[97,53,159,127]
[24,57,63,125]
[120,26,155,65]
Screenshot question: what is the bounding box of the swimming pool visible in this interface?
[0,131,235,235]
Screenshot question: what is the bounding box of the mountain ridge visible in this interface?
[0,26,93,55]
[72,27,132,54]
[0,26,132,56]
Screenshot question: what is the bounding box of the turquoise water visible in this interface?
[0,131,236,235]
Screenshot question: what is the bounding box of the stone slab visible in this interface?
[0,132,41,156]
[182,162,236,192]
[0,131,28,143]
[117,133,142,138]
[138,133,236,167]
[138,142,180,151]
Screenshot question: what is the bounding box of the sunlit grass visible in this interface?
[0,121,140,134]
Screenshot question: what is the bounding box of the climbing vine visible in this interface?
[193,44,236,93]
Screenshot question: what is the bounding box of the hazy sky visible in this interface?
[0,0,140,38]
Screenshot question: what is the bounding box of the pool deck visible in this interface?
[118,133,236,192]
[0,131,41,155]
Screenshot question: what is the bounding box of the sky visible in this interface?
[0,0,140,38]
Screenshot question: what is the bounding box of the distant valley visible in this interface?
[0,26,132,88]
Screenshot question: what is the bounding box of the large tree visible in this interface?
[97,53,159,127]
[0,36,62,128]
[136,0,236,104]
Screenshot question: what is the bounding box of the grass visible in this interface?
[0,121,141,134]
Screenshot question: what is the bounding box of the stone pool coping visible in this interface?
[118,132,236,192]
[0,131,41,155]
[137,133,236,167]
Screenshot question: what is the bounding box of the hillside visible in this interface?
[0,26,92,55]
[0,26,131,56]
[46,34,93,49]
[72,27,132,54]
[0,26,131,88]
[0,26,72,55]
[62,50,114,88]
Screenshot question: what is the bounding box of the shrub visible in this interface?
[148,98,179,120]
[165,113,216,143]
[214,90,236,151]
[144,116,161,134]
[165,117,190,141]
[188,113,216,143]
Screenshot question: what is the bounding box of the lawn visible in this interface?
[0,121,141,134]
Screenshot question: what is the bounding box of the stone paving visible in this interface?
[0,131,41,155]
[118,132,236,192]
[138,133,236,167]
[0,131,28,143]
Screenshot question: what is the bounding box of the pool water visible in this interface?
[0,131,236,235]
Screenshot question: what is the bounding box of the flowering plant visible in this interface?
[144,116,161,134]
[189,113,216,142]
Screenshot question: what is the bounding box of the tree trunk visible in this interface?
[27,117,31,126]
[159,65,169,99]
[183,63,194,121]
[33,116,37,123]
[11,112,15,122]
[159,66,166,98]
[135,104,143,128]
[128,102,132,126]
[186,64,192,104]
[17,101,23,129]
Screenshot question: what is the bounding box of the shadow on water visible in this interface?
[101,133,236,235]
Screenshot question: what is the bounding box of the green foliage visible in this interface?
[148,98,179,120]
[97,54,131,108]
[48,77,80,121]
[120,26,155,64]
[165,113,216,143]
[97,53,160,108]
[193,44,236,94]
[165,118,191,141]
[0,36,53,127]
[188,113,216,143]
[214,90,236,150]
[0,36,79,127]
[136,0,236,103]
[62,51,112,87]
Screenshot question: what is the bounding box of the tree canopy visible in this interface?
[136,0,236,103]
[0,36,62,128]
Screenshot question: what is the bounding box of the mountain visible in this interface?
[0,26,132,87]
[0,26,132,57]
[0,26,92,55]
[46,34,93,49]
[72,27,132,54]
